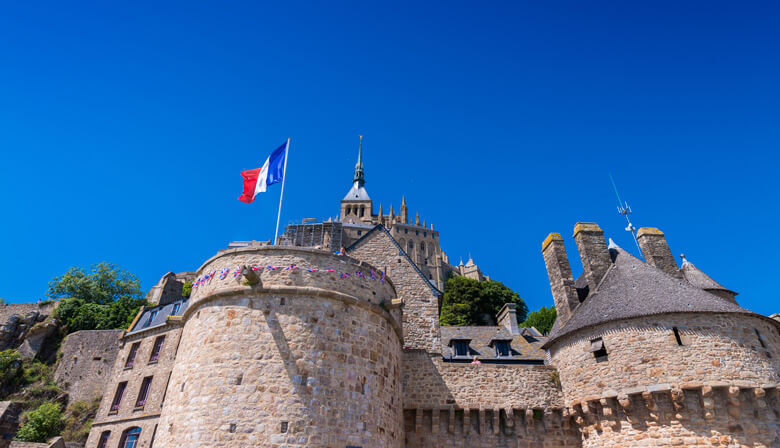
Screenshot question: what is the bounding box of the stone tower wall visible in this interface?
[155,247,403,448]
[550,313,780,447]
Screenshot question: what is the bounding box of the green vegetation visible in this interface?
[439,276,528,326]
[15,402,63,442]
[520,306,557,334]
[182,280,193,298]
[61,397,101,444]
[49,262,146,334]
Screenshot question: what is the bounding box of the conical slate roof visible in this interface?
[544,244,758,348]
[342,181,371,201]
[680,256,736,295]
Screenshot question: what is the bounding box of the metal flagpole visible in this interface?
[274,137,291,245]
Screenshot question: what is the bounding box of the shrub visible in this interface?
[15,402,63,442]
[182,280,193,298]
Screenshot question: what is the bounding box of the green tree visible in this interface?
[0,349,21,383]
[181,280,193,298]
[440,276,528,326]
[47,262,141,305]
[520,306,557,334]
[15,402,63,442]
[50,263,146,334]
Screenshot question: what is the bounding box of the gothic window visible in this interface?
[125,343,140,369]
[135,376,153,408]
[119,427,141,448]
[97,431,110,448]
[360,206,365,217]
[346,206,351,215]
[420,242,425,252]
[407,241,414,253]
[110,382,127,413]
[149,336,165,363]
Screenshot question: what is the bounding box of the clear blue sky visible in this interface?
[1,1,778,316]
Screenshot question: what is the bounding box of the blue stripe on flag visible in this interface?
[266,142,287,186]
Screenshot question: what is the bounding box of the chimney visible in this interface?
[636,227,683,278]
[497,303,520,335]
[542,233,579,326]
[573,223,612,293]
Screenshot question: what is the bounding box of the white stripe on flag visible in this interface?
[253,156,271,197]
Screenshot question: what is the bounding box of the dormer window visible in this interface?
[171,302,181,316]
[450,340,470,357]
[492,340,511,357]
[142,310,158,329]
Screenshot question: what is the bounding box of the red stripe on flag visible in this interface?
[238,168,262,203]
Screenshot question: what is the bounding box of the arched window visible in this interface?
[119,427,141,448]
[97,431,110,448]
[345,206,351,215]
[360,206,365,217]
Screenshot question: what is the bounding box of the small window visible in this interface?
[125,343,140,369]
[93,357,102,361]
[673,327,683,346]
[755,329,767,348]
[171,302,181,316]
[360,206,365,217]
[346,206,351,215]
[110,382,127,413]
[119,427,141,448]
[404,229,408,234]
[280,421,288,433]
[453,341,469,357]
[357,230,362,236]
[149,336,165,363]
[97,431,110,448]
[143,310,158,329]
[494,341,511,357]
[416,230,419,235]
[424,232,427,237]
[588,337,608,361]
[135,376,153,408]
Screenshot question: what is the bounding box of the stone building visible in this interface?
[81,148,779,447]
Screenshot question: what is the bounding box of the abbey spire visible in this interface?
[353,135,365,187]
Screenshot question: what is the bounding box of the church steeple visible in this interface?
[353,135,365,187]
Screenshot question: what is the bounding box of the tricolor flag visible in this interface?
[238,140,289,203]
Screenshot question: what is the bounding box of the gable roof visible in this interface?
[346,224,442,296]
[544,244,763,348]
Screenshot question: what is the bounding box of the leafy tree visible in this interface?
[50,263,146,334]
[520,306,557,334]
[440,276,528,326]
[47,262,141,305]
[15,402,63,442]
[0,349,21,384]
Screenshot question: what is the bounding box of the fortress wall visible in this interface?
[347,229,441,352]
[402,351,564,410]
[571,384,780,447]
[54,330,122,403]
[550,314,779,405]
[86,323,184,448]
[0,302,56,324]
[155,248,403,448]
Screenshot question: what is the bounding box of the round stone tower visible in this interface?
[542,226,780,447]
[155,246,403,448]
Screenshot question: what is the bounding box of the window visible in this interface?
[494,341,511,357]
[110,382,127,413]
[119,427,141,448]
[280,421,288,433]
[135,376,153,408]
[424,232,427,237]
[97,431,110,448]
[420,242,425,252]
[453,340,470,357]
[360,206,365,217]
[357,230,362,236]
[149,336,165,363]
[415,230,419,235]
[588,338,608,361]
[125,343,140,369]
[404,229,408,234]
[142,310,158,328]
[346,206,351,215]
[756,329,767,348]
[171,302,181,316]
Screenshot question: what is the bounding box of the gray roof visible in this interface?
[342,181,371,201]
[544,245,760,348]
[681,257,736,294]
[128,299,189,334]
[441,326,547,362]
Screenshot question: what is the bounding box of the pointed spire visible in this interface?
[353,135,365,187]
[401,195,406,207]
[415,211,420,226]
[423,219,426,228]
[378,203,383,217]
[389,204,395,222]
[400,195,408,224]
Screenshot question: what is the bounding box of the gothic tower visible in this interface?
[340,136,372,224]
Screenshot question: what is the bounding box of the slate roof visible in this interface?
[544,244,763,348]
[342,181,371,201]
[681,257,737,295]
[128,298,189,335]
[441,326,547,363]
[345,224,442,296]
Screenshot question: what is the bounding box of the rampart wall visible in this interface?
[54,330,122,403]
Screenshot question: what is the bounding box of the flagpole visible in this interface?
[274,137,291,245]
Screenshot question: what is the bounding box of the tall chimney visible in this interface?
[573,223,612,293]
[637,227,682,278]
[497,303,520,335]
[542,233,579,327]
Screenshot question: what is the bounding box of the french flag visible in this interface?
[238,140,289,203]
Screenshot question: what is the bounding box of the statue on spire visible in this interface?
[353,135,365,187]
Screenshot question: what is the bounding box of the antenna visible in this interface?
[609,173,641,253]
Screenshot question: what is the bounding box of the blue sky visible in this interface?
[1,1,778,316]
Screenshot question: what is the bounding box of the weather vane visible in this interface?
[610,173,641,253]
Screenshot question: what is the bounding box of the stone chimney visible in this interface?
[542,233,579,327]
[636,227,683,278]
[573,223,612,294]
[497,303,520,335]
